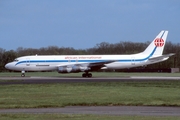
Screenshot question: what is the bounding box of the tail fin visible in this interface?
[142,30,168,57]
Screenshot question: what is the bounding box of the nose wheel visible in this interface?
[82,72,92,78]
[21,70,25,77]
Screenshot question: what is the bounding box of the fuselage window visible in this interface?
[14,59,19,62]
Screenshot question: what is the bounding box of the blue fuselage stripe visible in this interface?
[15,47,157,66]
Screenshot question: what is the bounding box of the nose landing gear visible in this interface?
[21,70,25,77]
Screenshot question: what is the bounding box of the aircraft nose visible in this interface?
[5,63,10,69]
[5,63,13,70]
[5,62,18,71]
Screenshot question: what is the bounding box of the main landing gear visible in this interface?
[82,72,92,78]
[21,70,25,77]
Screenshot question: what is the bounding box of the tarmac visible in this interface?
[0,76,180,116]
[0,76,180,85]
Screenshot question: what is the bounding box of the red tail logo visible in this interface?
[154,38,164,47]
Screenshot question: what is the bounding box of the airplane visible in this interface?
[5,30,174,77]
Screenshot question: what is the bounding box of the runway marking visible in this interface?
[131,76,180,80]
[1,76,180,80]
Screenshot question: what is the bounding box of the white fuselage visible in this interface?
[5,53,162,72]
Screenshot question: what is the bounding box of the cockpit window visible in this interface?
[13,59,19,62]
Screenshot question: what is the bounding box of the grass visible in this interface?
[0,114,180,120]
[1,71,180,77]
[0,81,180,108]
[0,73,180,119]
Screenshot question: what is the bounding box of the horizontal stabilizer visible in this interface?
[148,53,175,62]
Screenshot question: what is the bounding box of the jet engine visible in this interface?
[58,65,90,73]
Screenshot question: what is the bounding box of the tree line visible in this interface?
[0,41,179,72]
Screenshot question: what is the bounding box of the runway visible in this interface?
[0,76,180,85]
[0,106,180,116]
[0,76,180,116]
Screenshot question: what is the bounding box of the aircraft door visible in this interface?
[76,57,78,63]
[26,58,30,66]
[131,57,135,65]
[68,59,71,63]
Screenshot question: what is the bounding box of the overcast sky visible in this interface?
[1,0,180,50]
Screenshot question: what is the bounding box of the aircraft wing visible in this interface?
[88,60,116,67]
[87,60,116,70]
[57,60,116,71]
[148,53,175,62]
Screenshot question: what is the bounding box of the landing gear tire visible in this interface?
[21,70,25,77]
[21,73,25,77]
[82,73,86,77]
[88,73,92,77]
[82,73,92,78]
